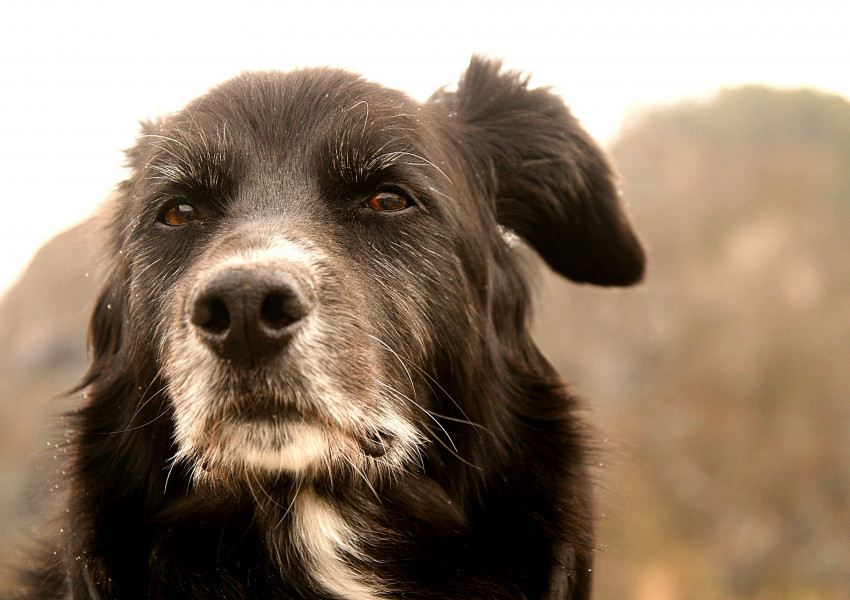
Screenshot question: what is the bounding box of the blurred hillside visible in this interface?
[534,86,850,599]
[0,223,97,579]
[1,87,848,598]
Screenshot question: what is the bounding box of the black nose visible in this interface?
[189,267,314,363]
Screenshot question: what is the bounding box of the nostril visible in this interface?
[259,289,312,332]
[191,295,230,335]
[260,293,293,330]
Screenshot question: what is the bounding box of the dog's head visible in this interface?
[87,57,644,491]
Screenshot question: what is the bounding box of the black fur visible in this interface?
[18,57,644,599]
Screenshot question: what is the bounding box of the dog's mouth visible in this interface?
[229,401,317,426]
[164,331,425,484]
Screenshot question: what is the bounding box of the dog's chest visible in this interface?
[287,489,384,600]
[148,491,384,599]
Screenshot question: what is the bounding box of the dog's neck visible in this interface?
[250,472,470,600]
[278,487,384,600]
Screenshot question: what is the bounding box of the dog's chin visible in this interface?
[176,418,342,484]
[173,405,420,490]
[219,419,332,473]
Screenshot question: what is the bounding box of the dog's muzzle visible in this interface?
[189,266,315,363]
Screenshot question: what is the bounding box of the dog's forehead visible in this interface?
[139,68,435,201]
[171,69,419,154]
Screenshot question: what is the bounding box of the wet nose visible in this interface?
[189,267,314,363]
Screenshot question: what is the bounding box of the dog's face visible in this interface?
[93,59,644,490]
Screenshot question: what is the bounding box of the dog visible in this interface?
[18,56,644,599]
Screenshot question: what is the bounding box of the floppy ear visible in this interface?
[88,268,128,364]
[82,121,156,380]
[435,56,645,286]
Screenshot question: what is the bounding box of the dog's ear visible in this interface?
[88,268,127,364]
[434,56,645,286]
[84,120,156,377]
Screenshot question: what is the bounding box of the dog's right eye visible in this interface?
[159,202,202,227]
[365,191,412,213]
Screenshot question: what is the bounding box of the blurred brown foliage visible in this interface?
[1,86,848,598]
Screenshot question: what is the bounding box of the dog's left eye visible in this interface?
[365,191,411,212]
[159,202,202,227]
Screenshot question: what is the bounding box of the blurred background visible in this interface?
[1,1,847,598]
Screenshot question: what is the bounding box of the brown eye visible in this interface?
[365,191,411,212]
[160,203,201,226]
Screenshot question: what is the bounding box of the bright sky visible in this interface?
[1,0,848,294]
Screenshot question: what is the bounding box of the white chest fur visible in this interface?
[291,489,384,600]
